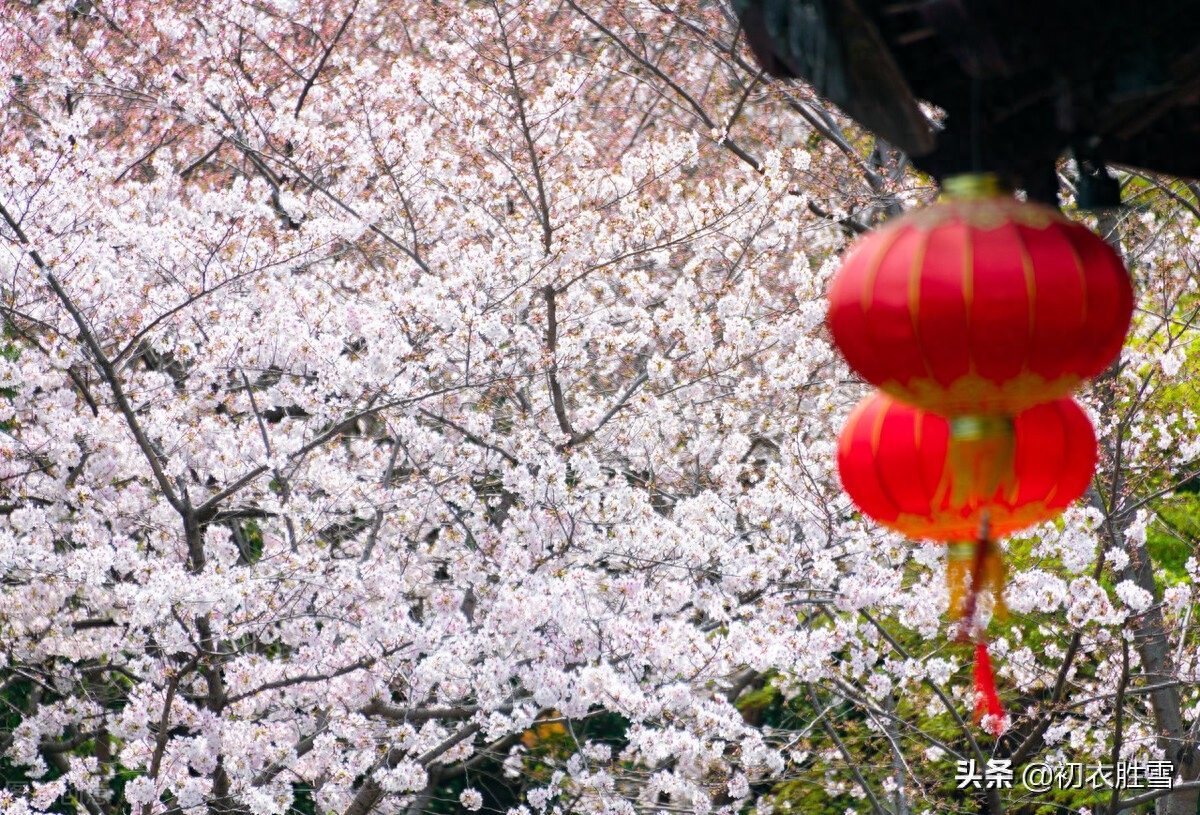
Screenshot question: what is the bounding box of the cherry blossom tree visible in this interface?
[1,1,1199,815]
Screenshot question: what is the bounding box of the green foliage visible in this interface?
[290,783,317,815]
[243,518,266,563]
[0,337,18,433]
[1147,491,1200,583]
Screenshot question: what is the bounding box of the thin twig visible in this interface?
[294,1,358,118]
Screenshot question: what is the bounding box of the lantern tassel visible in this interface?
[973,641,1005,735]
[945,415,1015,508]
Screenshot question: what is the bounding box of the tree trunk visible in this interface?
[1092,211,1197,815]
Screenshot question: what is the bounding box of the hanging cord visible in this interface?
[955,512,991,642]
[970,76,982,174]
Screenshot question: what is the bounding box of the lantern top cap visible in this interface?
[941,173,1012,200]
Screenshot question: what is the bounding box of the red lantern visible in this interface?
[827,180,1133,415]
[838,389,1097,733]
[836,391,1097,542]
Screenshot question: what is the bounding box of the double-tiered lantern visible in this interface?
[828,175,1133,733]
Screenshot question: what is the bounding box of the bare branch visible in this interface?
[1106,639,1131,815]
[565,0,762,172]
[252,709,331,787]
[543,285,575,439]
[343,722,484,815]
[226,650,400,704]
[565,371,648,448]
[493,2,554,252]
[806,684,891,815]
[295,1,358,118]
[361,700,513,722]
[44,274,186,514]
[142,657,199,815]
[1119,781,1200,809]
